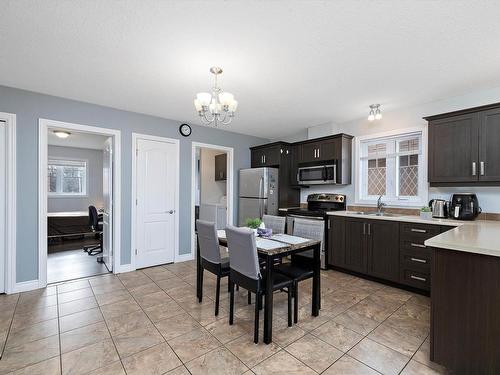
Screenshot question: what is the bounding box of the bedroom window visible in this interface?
[357,129,426,206]
[48,159,87,196]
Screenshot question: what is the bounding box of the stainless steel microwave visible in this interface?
[297,163,337,185]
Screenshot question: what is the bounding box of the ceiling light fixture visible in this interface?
[368,104,382,122]
[53,130,71,138]
[194,66,238,126]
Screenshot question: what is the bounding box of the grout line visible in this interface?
[0,293,20,359]
[55,285,63,375]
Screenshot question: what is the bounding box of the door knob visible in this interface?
[166,210,175,214]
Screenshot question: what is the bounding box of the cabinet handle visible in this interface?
[410,243,426,248]
[363,223,366,235]
[328,220,331,230]
[480,161,485,176]
[472,161,476,176]
[410,275,427,282]
[410,228,426,233]
[317,148,320,158]
[261,155,264,164]
[314,149,317,158]
[367,223,371,235]
[410,257,427,264]
[280,148,283,154]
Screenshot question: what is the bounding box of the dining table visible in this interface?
[196,230,322,344]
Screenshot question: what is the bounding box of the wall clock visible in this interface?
[179,123,192,137]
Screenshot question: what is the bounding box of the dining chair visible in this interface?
[196,220,230,316]
[226,226,294,343]
[262,214,286,234]
[275,218,324,322]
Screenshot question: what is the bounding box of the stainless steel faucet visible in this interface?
[377,195,386,214]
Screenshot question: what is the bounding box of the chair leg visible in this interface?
[236,285,239,291]
[198,268,204,303]
[229,281,235,325]
[258,292,263,311]
[254,291,260,344]
[294,281,298,324]
[248,291,252,305]
[215,275,221,316]
[287,288,292,327]
[227,276,231,293]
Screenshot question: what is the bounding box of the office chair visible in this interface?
[83,206,103,256]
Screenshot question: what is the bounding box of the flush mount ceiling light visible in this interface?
[53,130,71,138]
[368,104,382,121]
[194,66,238,126]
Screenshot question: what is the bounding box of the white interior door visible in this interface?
[0,121,5,293]
[102,137,113,271]
[136,139,177,268]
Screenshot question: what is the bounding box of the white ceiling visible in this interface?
[2,1,500,138]
[48,129,108,150]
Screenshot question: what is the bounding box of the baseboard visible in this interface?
[115,263,135,274]
[12,279,40,293]
[176,252,194,262]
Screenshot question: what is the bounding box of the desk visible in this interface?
[196,230,321,344]
[48,211,102,239]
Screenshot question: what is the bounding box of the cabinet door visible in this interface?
[318,138,339,161]
[366,220,400,282]
[327,216,346,267]
[300,143,319,163]
[344,218,367,273]
[251,149,265,168]
[214,153,227,181]
[428,114,479,183]
[479,108,500,181]
[263,146,281,166]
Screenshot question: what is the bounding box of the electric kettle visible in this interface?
[429,199,448,219]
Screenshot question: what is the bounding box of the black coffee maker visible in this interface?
[449,193,481,220]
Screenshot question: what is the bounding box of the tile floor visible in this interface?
[0,260,449,374]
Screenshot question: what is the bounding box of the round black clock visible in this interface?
[179,123,192,137]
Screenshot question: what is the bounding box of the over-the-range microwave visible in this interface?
[297,161,337,185]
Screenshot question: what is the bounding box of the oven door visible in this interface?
[297,165,336,185]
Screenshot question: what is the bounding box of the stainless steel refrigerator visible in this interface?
[238,167,279,225]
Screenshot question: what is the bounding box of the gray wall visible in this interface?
[0,85,267,283]
[47,145,104,213]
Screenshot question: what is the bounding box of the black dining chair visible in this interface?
[275,218,324,323]
[226,226,294,343]
[83,206,103,256]
[196,220,230,316]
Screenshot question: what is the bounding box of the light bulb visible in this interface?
[54,130,71,138]
[368,110,375,122]
[375,111,382,120]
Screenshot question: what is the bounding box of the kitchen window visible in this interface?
[356,129,427,207]
[48,159,88,196]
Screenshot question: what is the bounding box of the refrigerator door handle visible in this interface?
[259,176,264,217]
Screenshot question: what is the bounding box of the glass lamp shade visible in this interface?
[228,100,238,112]
[194,99,203,112]
[368,111,375,121]
[219,92,234,106]
[375,112,382,120]
[196,92,212,106]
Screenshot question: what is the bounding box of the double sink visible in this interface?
[346,211,401,217]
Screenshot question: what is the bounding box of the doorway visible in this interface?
[191,142,234,256]
[132,134,179,269]
[39,119,121,287]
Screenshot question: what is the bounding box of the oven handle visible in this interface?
[287,214,325,221]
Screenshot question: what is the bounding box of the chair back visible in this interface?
[196,220,222,264]
[292,218,325,251]
[225,226,260,280]
[262,214,286,234]
[88,206,99,230]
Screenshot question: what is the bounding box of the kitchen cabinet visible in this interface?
[250,144,281,167]
[327,216,345,268]
[366,220,400,282]
[298,137,341,163]
[344,218,367,273]
[426,101,500,186]
[214,153,227,181]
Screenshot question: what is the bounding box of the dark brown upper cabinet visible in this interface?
[250,144,281,167]
[214,153,227,181]
[425,102,500,186]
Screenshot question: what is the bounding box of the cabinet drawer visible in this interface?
[400,247,430,271]
[400,223,440,241]
[401,240,431,254]
[400,268,430,290]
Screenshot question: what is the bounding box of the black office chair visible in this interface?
[83,206,103,256]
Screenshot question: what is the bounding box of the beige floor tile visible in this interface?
[168,328,221,363]
[113,323,164,358]
[154,312,202,340]
[323,355,379,375]
[0,293,19,308]
[17,294,58,310]
[384,313,429,340]
[94,289,133,306]
[128,282,163,296]
[6,318,58,349]
[252,350,316,375]
[58,296,98,317]
[204,317,251,344]
[121,275,152,290]
[413,339,449,373]
[348,296,400,322]
[225,335,281,368]
[166,286,198,302]
[374,286,413,304]
[406,295,431,308]
[86,361,126,375]
[0,335,60,375]
[10,305,58,331]
[186,347,248,375]
[285,334,343,373]
[134,290,172,309]
[401,360,448,375]
[91,283,127,297]
[100,298,141,319]
[0,309,15,333]
[62,338,119,375]
[333,309,380,335]
[165,365,191,375]
[57,288,94,304]
[59,307,103,333]
[7,356,60,375]
[60,321,111,354]
[348,338,410,375]
[156,277,190,292]
[57,280,91,294]
[311,321,363,352]
[122,342,182,375]
[187,303,227,326]
[105,310,151,337]
[144,300,185,323]
[368,323,424,357]
[141,267,176,282]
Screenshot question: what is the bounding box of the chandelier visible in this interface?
[368,104,382,121]
[194,66,238,126]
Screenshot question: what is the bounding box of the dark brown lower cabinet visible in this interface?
[366,220,400,282]
[344,218,367,273]
[431,247,500,374]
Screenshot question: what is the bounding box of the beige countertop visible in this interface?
[327,211,500,258]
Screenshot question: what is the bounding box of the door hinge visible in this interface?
[135,198,138,205]
[135,248,138,255]
[136,148,138,156]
